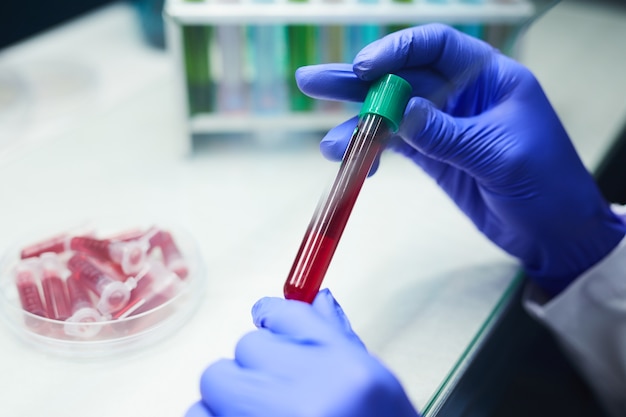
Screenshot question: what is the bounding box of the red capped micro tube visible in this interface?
[67,254,136,315]
[113,260,183,319]
[149,230,188,279]
[14,258,47,325]
[20,233,71,259]
[19,225,96,259]
[103,227,148,242]
[39,253,72,321]
[69,236,149,275]
[64,274,103,338]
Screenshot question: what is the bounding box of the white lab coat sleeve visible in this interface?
[524,205,626,417]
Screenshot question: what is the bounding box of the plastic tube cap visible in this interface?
[359,74,412,132]
[64,307,103,338]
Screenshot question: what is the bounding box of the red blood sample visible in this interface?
[64,276,103,338]
[284,114,390,303]
[69,236,110,260]
[20,233,70,259]
[67,274,94,312]
[150,230,188,279]
[41,276,71,321]
[113,261,181,319]
[67,254,134,315]
[39,253,71,320]
[103,228,147,242]
[69,236,147,275]
[15,261,46,318]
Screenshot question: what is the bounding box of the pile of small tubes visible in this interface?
[13,225,189,338]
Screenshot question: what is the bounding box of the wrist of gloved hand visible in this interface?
[526,201,626,296]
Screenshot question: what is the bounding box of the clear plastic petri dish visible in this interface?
[0,219,206,358]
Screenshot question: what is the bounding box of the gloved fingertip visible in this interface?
[184,401,213,417]
[352,44,381,81]
[252,296,304,329]
[251,296,275,328]
[320,138,346,162]
[320,117,358,162]
[396,97,436,143]
[312,287,334,305]
[367,155,381,177]
[311,288,342,322]
[313,289,349,324]
[313,288,366,348]
[352,62,375,82]
[294,65,317,89]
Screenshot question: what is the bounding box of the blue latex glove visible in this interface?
[185,289,419,417]
[295,24,626,296]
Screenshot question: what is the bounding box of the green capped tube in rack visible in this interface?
[387,0,413,34]
[287,0,317,112]
[182,0,214,115]
[455,0,486,40]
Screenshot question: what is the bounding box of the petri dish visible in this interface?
[0,219,206,358]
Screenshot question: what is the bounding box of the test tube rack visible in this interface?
[163,0,554,153]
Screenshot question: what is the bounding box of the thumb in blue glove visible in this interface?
[296,24,626,296]
[186,288,420,417]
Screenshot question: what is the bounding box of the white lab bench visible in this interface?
[0,2,622,417]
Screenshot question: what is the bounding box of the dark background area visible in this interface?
[0,0,116,49]
[1,0,624,50]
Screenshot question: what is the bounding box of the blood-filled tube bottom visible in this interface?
[113,260,182,319]
[67,254,136,315]
[40,253,71,321]
[69,236,148,275]
[20,233,70,259]
[283,74,412,303]
[14,259,47,326]
[64,274,103,338]
[150,230,189,279]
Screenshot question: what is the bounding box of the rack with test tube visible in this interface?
[164,0,554,153]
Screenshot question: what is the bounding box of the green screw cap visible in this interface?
[359,74,412,132]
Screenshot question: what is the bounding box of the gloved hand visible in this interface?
[295,24,626,296]
[185,289,419,417]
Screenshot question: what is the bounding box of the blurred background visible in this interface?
[0,1,625,416]
[1,0,624,158]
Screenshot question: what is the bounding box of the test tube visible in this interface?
[67,254,136,315]
[14,259,47,326]
[343,0,381,113]
[20,233,71,259]
[102,227,148,242]
[216,0,248,113]
[317,0,345,113]
[40,253,71,321]
[287,0,317,111]
[283,74,411,303]
[19,225,95,259]
[64,274,103,338]
[182,21,214,114]
[113,260,183,319]
[248,0,287,114]
[149,230,189,279]
[69,236,149,275]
